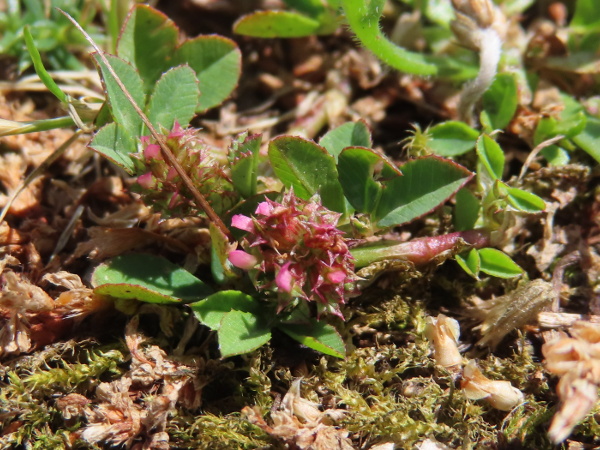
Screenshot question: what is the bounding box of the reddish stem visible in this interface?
[351,229,491,268]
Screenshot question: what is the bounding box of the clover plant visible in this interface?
[8,1,596,360]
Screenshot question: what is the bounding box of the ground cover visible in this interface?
[1,1,599,448]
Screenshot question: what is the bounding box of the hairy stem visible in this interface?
[340,0,437,76]
[458,27,502,124]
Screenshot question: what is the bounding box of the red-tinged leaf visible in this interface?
[117,5,179,94]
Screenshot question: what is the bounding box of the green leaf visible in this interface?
[540,145,570,166]
[505,186,546,213]
[319,120,372,161]
[93,54,145,137]
[478,248,524,278]
[234,11,323,37]
[278,320,345,359]
[476,135,504,181]
[337,146,400,214]
[190,290,261,330]
[454,188,481,231]
[92,253,213,304]
[172,36,241,112]
[146,65,199,130]
[230,132,261,198]
[374,156,473,227]
[570,0,600,33]
[535,94,587,143]
[428,121,479,156]
[455,248,480,279]
[218,310,272,357]
[89,122,136,174]
[116,5,178,94]
[572,116,600,163]
[268,136,346,213]
[481,73,518,130]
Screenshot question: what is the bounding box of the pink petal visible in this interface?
[326,270,347,284]
[276,262,293,293]
[144,143,161,159]
[255,201,272,216]
[168,121,184,138]
[137,172,155,189]
[228,250,258,270]
[231,214,255,232]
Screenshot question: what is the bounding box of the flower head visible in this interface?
[228,190,355,317]
[133,122,237,217]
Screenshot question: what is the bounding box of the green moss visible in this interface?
[0,341,125,448]
[168,413,274,449]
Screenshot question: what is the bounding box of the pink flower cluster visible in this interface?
[134,123,236,216]
[228,190,355,317]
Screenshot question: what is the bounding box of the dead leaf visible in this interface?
[243,379,352,450]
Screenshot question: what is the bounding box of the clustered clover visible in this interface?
[133,123,237,217]
[228,190,355,318]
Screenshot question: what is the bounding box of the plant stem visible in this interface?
[350,229,490,268]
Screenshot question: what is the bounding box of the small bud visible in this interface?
[144,143,161,159]
[137,172,156,190]
[276,262,293,293]
[461,360,524,411]
[424,314,463,372]
[327,270,347,284]
[228,250,258,270]
[166,167,178,181]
